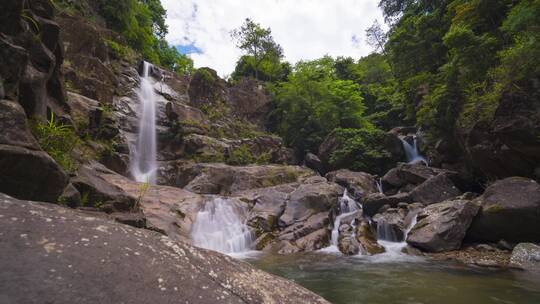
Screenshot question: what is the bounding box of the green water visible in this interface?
[245,250,540,304]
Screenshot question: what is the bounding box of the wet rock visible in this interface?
[373,208,407,242]
[467,177,540,243]
[0,193,329,304]
[325,169,378,200]
[407,199,479,252]
[278,228,330,254]
[510,243,540,271]
[338,224,360,255]
[356,221,385,255]
[409,173,462,205]
[362,192,412,216]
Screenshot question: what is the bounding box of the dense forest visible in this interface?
[229,0,540,178]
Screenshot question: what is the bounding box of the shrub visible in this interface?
[226,144,256,165]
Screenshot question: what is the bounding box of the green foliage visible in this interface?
[96,0,193,74]
[104,39,137,63]
[226,144,256,166]
[269,56,368,155]
[231,18,285,80]
[31,113,79,173]
[328,128,393,175]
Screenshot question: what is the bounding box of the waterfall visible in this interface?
[400,136,427,165]
[376,213,419,258]
[191,197,254,255]
[376,178,384,194]
[130,61,158,184]
[329,190,360,247]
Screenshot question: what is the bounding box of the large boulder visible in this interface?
[510,243,540,271]
[466,177,540,243]
[407,199,479,252]
[325,169,378,200]
[408,173,462,205]
[362,192,412,216]
[0,100,68,202]
[279,180,343,226]
[0,193,329,304]
[227,77,271,128]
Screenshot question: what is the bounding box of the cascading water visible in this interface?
[376,178,384,194]
[327,190,361,248]
[130,61,158,184]
[376,212,419,259]
[191,197,254,255]
[400,136,427,165]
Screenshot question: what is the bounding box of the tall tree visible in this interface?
[365,20,387,54]
[231,18,283,80]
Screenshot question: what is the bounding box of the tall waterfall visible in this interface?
[400,137,427,165]
[330,190,360,247]
[191,197,254,255]
[130,61,158,184]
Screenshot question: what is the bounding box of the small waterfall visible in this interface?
[400,136,427,165]
[376,178,384,194]
[376,221,401,242]
[130,61,158,184]
[191,197,254,255]
[376,213,419,258]
[330,190,360,247]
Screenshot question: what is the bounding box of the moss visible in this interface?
[226,144,256,165]
[483,203,505,213]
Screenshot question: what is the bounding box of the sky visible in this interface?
[162,0,385,77]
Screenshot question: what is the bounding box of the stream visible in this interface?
[245,251,540,304]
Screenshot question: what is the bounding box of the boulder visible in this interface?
[356,220,385,255]
[71,162,135,211]
[305,152,324,174]
[59,183,81,207]
[0,193,329,304]
[278,228,330,254]
[188,67,227,107]
[239,184,297,233]
[173,162,315,195]
[0,100,68,202]
[466,177,540,243]
[338,224,360,255]
[280,181,343,226]
[510,243,540,271]
[227,77,271,128]
[407,199,479,252]
[325,169,378,199]
[363,192,412,216]
[409,173,462,205]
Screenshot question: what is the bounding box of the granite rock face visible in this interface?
[0,193,329,304]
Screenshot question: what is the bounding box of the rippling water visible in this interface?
[245,251,540,304]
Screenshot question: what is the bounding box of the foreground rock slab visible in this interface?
[0,193,329,304]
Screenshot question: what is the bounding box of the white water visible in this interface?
[376,178,384,194]
[376,213,419,260]
[130,61,158,184]
[320,190,360,253]
[400,137,428,165]
[191,197,254,255]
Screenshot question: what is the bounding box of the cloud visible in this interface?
[162,0,384,77]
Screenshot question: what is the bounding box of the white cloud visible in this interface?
[162,0,385,77]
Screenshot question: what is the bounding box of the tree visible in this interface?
[269,57,367,155]
[231,18,283,80]
[365,20,387,54]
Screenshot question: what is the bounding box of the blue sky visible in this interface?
[163,0,384,76]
